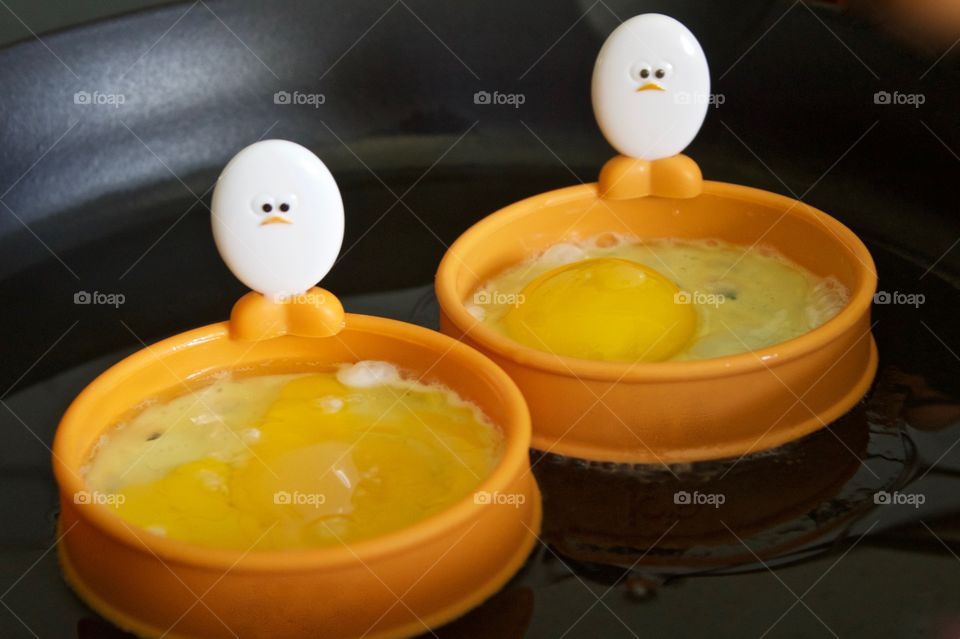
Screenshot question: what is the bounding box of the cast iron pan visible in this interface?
[1,1,959,637]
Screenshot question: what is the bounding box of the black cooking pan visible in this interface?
[2,1,959,637]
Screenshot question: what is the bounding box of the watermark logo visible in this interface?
[473,290,525,307]
[873,290,924,308]
[874,90,925,108]
[874,490,925,508]
[274,90,326,108]
[74,490,125,508]
[276,291,326,305]
[674,290,726,308]
[74,90,126,108]
[273,490,327,507]
[673,490,726,508]
[474,490,526,508]
[674,91,725,108]
[473,90,525,108]
[74,290,125,308]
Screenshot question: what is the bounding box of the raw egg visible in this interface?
[82,363,503,550]
[469,236,849,362]
[502,258,696,362]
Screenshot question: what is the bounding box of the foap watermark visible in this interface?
[276,290,327,305]
[273,490,327,508]
[474,490,526,508]
[874,90,925,108]
[874,490,925,509]
[74,490,125,508]
[473,290,525,307]
[74,90,126,108]
[873,290,924,308]
[673,490,726,508]
[473,90,525,108]
[74,290,125,308]
[674,91,725,108]
[274,90,326,108]
[674,290,726,308]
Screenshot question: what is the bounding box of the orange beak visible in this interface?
[260,216,292,226]
[636,82,665,92]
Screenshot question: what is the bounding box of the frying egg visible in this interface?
[82,363,502,550]
[469,236,848,363]
[503,258,696,362]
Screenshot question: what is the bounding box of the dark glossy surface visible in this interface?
[4,248,960,638]
[1,0,959,637]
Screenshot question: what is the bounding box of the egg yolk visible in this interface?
[105,371,501,550]
[502,257,696,362]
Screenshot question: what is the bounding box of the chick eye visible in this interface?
[252,195,276,214]
[655,68,665,79]
[278,194,297,214]
[630,62,653,83]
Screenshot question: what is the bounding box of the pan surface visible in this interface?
[1,1,959,637]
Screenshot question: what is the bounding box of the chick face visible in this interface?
[211,140,344,300]
[592,13,710,160]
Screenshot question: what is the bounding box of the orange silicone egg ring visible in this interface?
[52,314,541,639]
[435,180,878,464]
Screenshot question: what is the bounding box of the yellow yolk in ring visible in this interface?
[89,368,502,550]
[503,258,696,362]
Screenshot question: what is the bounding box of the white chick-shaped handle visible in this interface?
[592,13,710,160]
[212,139,344,300]
[211,140,346,340]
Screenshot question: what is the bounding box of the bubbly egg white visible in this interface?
[81,362,503,549]
[469,235,849,361]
